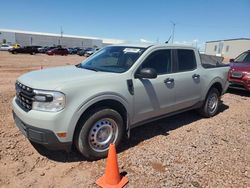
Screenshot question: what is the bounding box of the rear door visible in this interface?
[132,49,176,124]
[172,49,202,110]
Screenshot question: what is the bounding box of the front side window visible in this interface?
[234,52,250,63]
[79,46,146,73]
[177,49,196,72]
[140,49,171,75]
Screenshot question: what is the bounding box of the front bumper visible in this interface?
[12,97,73,151]
[13,111,71,151]
[228,78,250,91]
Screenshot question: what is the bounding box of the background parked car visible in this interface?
[0,44,13,51]
[71,47,82,54]
[12,43,21,48]
[46,48,69,55]
[67,48,81,54]
[77,48,88,56]
[84,48,99,57]
[38,46,47,53]
[77,48,93,56]
[228,50,250,91]
[8,46,39,55]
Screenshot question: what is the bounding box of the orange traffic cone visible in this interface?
[96,144,128,188]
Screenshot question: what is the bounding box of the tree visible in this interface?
[3,39,6,44]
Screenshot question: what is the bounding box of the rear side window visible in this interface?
[177,49,196,72]
[141,50,171,75]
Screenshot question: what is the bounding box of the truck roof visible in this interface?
[110,43,197,50]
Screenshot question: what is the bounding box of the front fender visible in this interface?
[66,92,131,141]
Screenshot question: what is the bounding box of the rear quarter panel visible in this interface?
[199,66,230,100]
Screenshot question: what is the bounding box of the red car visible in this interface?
[228,50,250,91]
[46,48,68,55]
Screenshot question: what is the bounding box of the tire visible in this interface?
[198,88,220,118]
[74,108,124,160]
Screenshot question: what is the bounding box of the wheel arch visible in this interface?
[72,97,130,145]
[203,78,223,100]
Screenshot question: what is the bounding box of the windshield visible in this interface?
[234,52,250,63]
[78,46,146,73]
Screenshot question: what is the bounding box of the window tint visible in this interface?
[177,49,196,72]
[141,50,171,74]
[235,52,249,62]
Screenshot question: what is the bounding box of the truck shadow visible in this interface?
[32,103,229,162]
[227,88,250,97]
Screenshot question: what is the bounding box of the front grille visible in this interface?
[15,81,35,111]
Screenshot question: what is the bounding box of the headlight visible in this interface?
[245,73,250,77]
[32,90,65,112]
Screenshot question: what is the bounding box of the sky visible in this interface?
[0,0,250,49]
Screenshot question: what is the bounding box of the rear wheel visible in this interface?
[199,88,220,118]
[75,108,124,160]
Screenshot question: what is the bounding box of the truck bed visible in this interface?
[200,54,229,68]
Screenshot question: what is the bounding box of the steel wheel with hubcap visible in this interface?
[198,87,220,117]
[207,93,219,114]
[75,108,124,160]
[88,118,118,152]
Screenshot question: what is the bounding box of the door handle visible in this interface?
[164,78,174,84]
[192,74,200,79]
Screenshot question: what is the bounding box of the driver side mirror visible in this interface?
[135,68,157,79]
[229,58,234,63]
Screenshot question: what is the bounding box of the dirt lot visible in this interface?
[0,51,249,188]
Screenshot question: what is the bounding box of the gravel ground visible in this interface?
[0,51,249,188]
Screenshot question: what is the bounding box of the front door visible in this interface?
[132,49,176,124]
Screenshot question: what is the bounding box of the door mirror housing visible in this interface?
[229,58,234,63]
[135,68,157,79]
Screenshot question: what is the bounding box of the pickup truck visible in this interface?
[12,44,229,160]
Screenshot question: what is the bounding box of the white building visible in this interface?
[205,38,250,59]
[0,29,126,48]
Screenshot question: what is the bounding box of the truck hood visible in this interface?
[230,62,250,72]
[18,65,115,90]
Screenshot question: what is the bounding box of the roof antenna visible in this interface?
[165,35,171,44]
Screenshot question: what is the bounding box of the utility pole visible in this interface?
[170,21,176,44]
[60,26,63,46]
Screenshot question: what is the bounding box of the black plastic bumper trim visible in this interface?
[12,111,72,151]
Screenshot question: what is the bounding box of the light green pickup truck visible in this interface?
[12,44,229,160]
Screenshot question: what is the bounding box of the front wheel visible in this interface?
[198,88,220,118]
[74,108,124,160]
